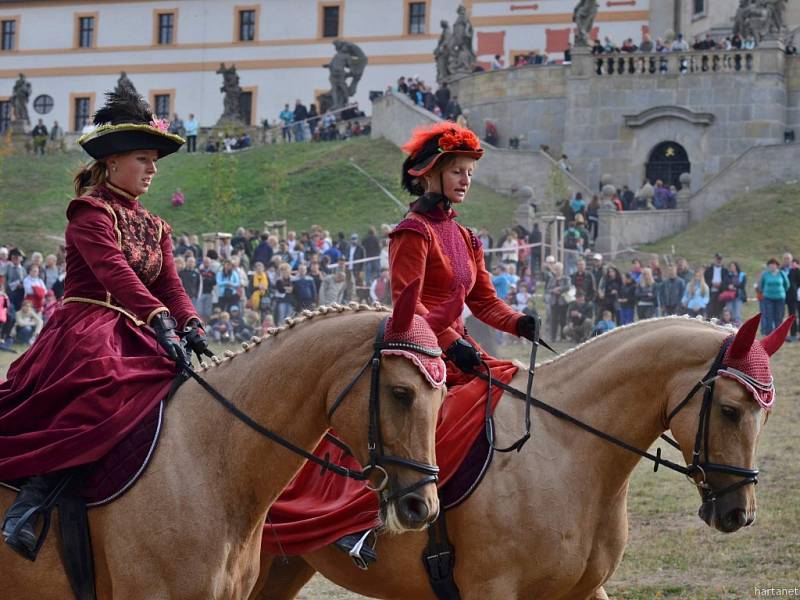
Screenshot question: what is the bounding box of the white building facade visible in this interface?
[0,0,650,133]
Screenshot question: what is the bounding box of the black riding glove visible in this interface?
[151,312,189,365]
[517,315,540,342]
[182,319,209,358]
[446,338,482,373]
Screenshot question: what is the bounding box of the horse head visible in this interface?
[665,314,794,533]
[326,280,463,533]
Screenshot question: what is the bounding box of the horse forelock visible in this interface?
[534,315,736,369]
[199,302,392,371]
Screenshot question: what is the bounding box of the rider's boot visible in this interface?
[2,471,69,561]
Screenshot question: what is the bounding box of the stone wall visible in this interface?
[447,65,567,150]
[565,45,788,192]
[787,56,800,130]
[595,209,690,257]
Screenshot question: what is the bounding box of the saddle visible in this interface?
[1,400,166,600]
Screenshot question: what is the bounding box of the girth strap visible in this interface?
[422,506,461,600]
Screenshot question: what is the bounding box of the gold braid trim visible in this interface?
[62,297,145,327]
[78,123,185,146]
[146,307,169,326]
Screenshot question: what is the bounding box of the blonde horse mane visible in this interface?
[199,302,392,371]
[534,315,737,369]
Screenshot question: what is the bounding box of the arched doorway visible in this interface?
[645,141,690,189]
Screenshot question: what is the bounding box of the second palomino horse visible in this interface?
[253,315,792,600]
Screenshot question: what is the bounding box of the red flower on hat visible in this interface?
[438,127,481,152]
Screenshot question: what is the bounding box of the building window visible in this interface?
[239,9,256,41]
[693,0,705,15]
[78,15,95,48]
[1,19,15,51]
[153,94,171,119]
[408,2,426,35]
[33,94,54,115]
[240,91,253,125]
[0,100,10,132]
[322,6,339,38]
[157,12,175,45]
[74,97,91,131]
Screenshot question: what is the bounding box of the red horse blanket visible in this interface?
[262,358,517,556]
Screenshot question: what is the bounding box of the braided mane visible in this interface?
[200,302,391,371]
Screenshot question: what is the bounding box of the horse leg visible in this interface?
[250,554,317,600]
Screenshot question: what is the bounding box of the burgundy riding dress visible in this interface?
[0,184,199,480]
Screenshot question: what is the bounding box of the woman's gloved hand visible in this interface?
[446,338,482,373]
[182,318,209,358]
[151,312,189,365]
[516,315,540,342]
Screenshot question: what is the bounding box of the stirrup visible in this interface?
[334,529,377,569]
[3,503,53,562]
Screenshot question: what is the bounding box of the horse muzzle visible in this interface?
[699,501,755,533]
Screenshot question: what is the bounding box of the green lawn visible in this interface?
[642,183,800,279]
[0,138,519,253]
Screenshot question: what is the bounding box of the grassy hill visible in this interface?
[642,182,800,278]
[0,137,519,253]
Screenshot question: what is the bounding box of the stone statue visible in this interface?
[734,0,787,40]
[572,0,599,47]
[114,71,138,96]
[434,20,453,84]
[448,5,476,75]
[323,40,368,111]
[11,73,31,125]
[216,63,243,123]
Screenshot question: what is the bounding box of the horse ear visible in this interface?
[728,313,760,360]
[423,285,465,334]
[761,315,796,357]
[391,278,421,332]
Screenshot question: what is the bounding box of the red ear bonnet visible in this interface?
[382,278,447,388]
[719,314,793,411]
[388,278,421,333]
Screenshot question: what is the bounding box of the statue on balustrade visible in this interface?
[115,71,138,96]
[11,73,31,125]
[216,63,243,124]
[434,20,453,83]
[324,40,368,111]
[572,0,599,47]
[448,4,476,75]
[734,0,787,41]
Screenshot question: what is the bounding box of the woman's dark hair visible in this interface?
[767,257,779,266]
[729,261,740,274]
[73,161,107,196]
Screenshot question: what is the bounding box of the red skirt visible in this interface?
[0,302,177,480]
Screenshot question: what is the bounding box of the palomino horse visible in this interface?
[1,302,448,599]
[253,317,785,600]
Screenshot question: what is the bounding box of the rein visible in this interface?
[178,317,439,498]
[474,336,759,502]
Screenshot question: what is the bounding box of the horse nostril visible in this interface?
[399,492,430,524]
[726,508,747,530]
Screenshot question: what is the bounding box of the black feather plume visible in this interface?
[93,88,153,126]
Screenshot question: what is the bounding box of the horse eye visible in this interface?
[720,405,741,422]
[391,386,414,408]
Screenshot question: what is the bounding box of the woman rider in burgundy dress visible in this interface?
[0,89,208,560]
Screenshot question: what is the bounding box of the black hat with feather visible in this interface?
[78,88,184,160]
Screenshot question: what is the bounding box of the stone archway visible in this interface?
[645,141,691,189]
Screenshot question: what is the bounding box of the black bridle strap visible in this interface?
[473,370,692,477]
[181,366,368,481]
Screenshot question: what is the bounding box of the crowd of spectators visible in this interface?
[591,31,760,56]
[269,99,369,145]
[3,227,797,351]
[487,247,800,346]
